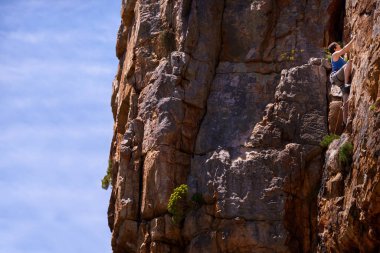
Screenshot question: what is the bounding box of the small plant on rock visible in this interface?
[369,99,380,111]
[167,185,205,224]
[167,184,189,224]
[339,142,354,165]
[280,48,305,61]
[101,159,112,190]
[320,134,340,149]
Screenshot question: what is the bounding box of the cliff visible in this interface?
[318,0,380,252]
[106,0,380,252]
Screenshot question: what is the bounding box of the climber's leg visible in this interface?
[344,60,352,84]
[341,60,352,125]
[342,93,349,125]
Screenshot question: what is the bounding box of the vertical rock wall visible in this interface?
[187,58,329,252]
[318,0,380,252]
[105,0,377,252]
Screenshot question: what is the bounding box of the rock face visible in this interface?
[187,58,329,253]
[318,0,380,252]
[107,0,380,252]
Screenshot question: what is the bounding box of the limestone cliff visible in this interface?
[106,0,379,252]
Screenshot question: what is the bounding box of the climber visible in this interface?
[328,36,356,125]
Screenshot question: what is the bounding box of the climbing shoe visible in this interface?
[341,84,351,94]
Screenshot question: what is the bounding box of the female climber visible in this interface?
[328,36,356,125]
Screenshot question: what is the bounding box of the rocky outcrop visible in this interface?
[106,0,379,252]
[318,0,380,252]
[186,58,329,253]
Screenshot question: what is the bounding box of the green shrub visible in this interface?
[167,184,188,224]
[369,99,380,111]
[320,134,340,149]
[339,142,354,165]
[101,159,112,190]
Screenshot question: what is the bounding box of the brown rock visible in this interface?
[195,72,279,153]
[317,0,380,251]
[112,219,138,253]
[136,222,150,253]
[150,215,181,245]
[189,60,328,252]
[187,231,218,253]
[215,219,289,253]
[107,0,379,252]
[326,172,344,198]
[182,207,213,243]
[141,146,190,220]
[328,100,344,135]
[247,62,328,148]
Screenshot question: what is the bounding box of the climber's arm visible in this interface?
[332,36,355,61]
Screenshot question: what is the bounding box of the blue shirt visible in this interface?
[331,56,346,72]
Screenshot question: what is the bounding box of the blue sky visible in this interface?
[0,0,120,252]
